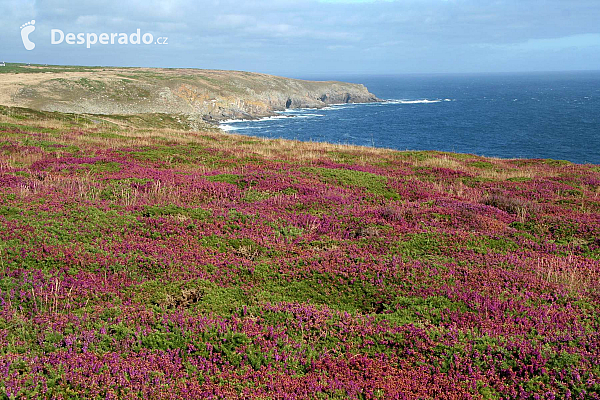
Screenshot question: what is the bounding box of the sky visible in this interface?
[1,0,600,76]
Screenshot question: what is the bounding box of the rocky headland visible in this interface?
[0,64,380,125]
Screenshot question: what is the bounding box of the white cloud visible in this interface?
[1,0,599,74]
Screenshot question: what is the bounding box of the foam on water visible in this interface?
[384,99,443,104]
[220,124,252,132]
[219,112,325,130]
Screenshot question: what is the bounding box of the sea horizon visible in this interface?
[221,71,600,164]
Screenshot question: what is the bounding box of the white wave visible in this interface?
[220,124,238,131]
[261,115,295,121]
[295,114,325,118]
[261,113,324,121]
[326,101,375,107]
[220,113,324,131]
[320,104,356,110]
[280,109,307,114]
[221,125,255,132]
[385,99,443,104]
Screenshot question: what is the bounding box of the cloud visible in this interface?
[501,33,600,52]
[0,0,598,74]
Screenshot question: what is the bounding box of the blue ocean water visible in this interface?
[221,72,600,164]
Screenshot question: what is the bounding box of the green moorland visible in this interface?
[0,105,599,399]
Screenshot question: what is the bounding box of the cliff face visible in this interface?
[0,65,380,122]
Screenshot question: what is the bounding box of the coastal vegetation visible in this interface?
[0,105,599,399]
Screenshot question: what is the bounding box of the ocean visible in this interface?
[220,72,600,164]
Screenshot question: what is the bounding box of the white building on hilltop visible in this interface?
[0,62,6,67]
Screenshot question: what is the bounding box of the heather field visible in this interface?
[1,106,600,400]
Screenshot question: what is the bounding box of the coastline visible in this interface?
[0,63,381,123]
[218,98,452,128]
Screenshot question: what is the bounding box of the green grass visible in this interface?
[465,236,518,254]
[0,63,103,74]
[394,232,446,259]
[305,167,400,200]
[469,161,495,169]
[506,177,532,182]
[543,159,572,166]
[205,173,241,185]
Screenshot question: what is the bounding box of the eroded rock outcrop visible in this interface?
[1,66,380,122]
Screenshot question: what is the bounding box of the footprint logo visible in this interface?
[20,20,36,51]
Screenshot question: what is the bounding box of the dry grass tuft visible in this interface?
[421,155,466,172]
[481,193,539,222]
[536,256,595,294]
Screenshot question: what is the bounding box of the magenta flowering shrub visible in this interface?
[0,116,600,399]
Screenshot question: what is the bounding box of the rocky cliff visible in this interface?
[0,64,380,123]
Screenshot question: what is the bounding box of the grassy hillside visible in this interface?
[0,106,599,399]
[0,63,378,122]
